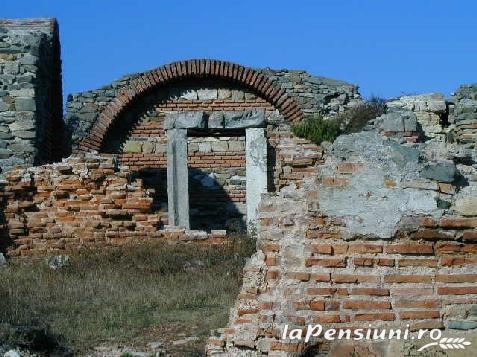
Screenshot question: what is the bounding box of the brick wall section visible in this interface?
[1,154,227,257]
[207,123,477,355]
[0,18,65,176]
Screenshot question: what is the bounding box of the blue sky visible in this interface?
[2,0,476,101]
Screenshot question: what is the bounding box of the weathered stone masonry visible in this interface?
[207,90,477,356]
[0,18,65,175]
[0,17,476,356]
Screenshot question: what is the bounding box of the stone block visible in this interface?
[211,141,228,152]
[142,141,155,154]
[224,109,266,128]
[179,89,197,100]
[420,161,456,182]
[123,140,142,153]
[14,97,36,111]
[198,142,212,152]
[208,112,224,128]
[154,143,167,153]
[217,89,232,99]
[228,140,245,151]
[0,148,13,159]
[165,111,205,129]
[197,89,217,100]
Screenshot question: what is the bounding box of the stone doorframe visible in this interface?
[165,110,267,233]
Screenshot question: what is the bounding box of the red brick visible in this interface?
[351,288,390,296]
[287,272,310,281]
[437,286,477,295]
[238,308,259,316]
[348,244,383,254]
[440,217,477,228]
[310,300,325,311]
[376,258,395,266]
[310,244,333,255]
[343,300,391,310]
[322,176,350,187]
[305,257,347,267]
[398,258,438,267]
[337,162,364,173]
[413,229,455,240]
[261,243,280,252]
[384,275,432,283]
[332,274,379,283]
[384,243,433,254]
[307,288,335,296]
[391,288,434,296]
[313,314,346,323]
[353,257,374,266]
[441,256,477,266]
[355,313,395,321]
[394,299,440,308]
[265,255,278,266]
[399,311,440,319]
[310,273,331,282]
[436,274,477,283]
[463,230,477,241]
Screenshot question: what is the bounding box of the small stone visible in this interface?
[148,341,163,350]
[420,161,456,183]
[47,255,70,270]
[453,196,477,216]
[3,350,21,357]
[0,148,12,159]
[448,320,477,330]
[0,253,7,267]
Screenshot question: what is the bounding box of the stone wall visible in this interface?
[0,18,65,176]
[207,87,477,356]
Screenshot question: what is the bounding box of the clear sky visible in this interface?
[2,0,476,101]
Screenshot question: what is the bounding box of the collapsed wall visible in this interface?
[0,18,65,176]
[207,89,477,356]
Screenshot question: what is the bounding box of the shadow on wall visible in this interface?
[129,167,246,232]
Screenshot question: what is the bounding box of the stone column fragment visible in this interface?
[246,128,268,234]
[167,128,189,229]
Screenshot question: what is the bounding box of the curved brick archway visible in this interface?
[78,59,305,151]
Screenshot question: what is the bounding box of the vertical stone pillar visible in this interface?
[167,128,190,229]
[246,128,268,234]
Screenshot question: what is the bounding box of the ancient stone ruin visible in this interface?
[1,18,477,356]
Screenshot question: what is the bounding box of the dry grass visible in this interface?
[0,236,255,355]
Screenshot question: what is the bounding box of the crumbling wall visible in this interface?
[207,86,477,356]
[2,153,226,257]
[0,18,65,176]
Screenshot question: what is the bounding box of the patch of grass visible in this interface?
[337,96,386,134]
[291,114,341,145]
[291,97,386,145]
[0,235,255,355]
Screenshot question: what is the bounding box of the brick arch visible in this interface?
[78,59,305,151]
